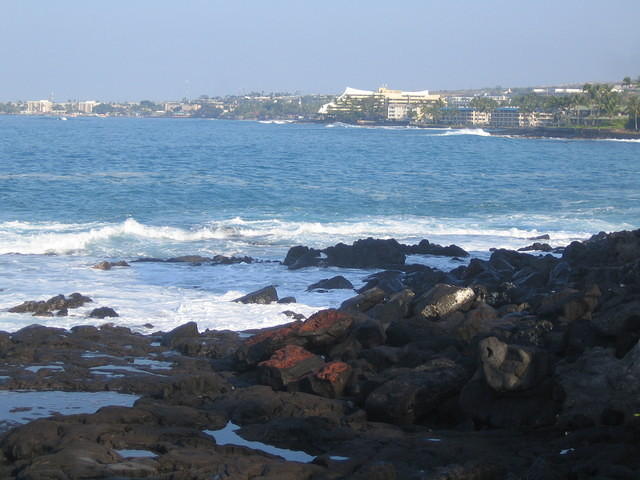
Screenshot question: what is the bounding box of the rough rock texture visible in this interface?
[9,293,93,316]
[92,260,130,270]
[479,336,551,392]
[89,306,119,318]
[257,345,325,389]
[233,285,279,304]
[413,284,476,320]
[556,341,640,426]
[402,239,469,257]
[306,275,354,291]
[365,358,469,424]
[324,238,406,268]
[3,231,640,479]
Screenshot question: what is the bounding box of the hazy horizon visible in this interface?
[2,0,639,102]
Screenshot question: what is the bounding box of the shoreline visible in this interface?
[0,231,639,477]
[5,113,640,140]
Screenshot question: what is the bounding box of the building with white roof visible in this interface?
[319,87,442,120]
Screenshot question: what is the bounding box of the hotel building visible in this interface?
[319,87,443,121]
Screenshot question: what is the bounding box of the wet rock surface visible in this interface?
[1,230,640,478]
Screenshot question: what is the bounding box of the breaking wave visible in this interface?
[433,128,492,137]
[0,215,614,257]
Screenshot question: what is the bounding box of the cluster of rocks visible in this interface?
[0,230,639,478]
[9,293,93,317]
[8,293,119,319]
[133,255,256,266]
[283,237,469,270]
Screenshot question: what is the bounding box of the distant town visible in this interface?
[2,76,640,131]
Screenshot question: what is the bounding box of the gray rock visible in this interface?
[89,307,119,318]
[479,336,550,392]
[233,285,278,304]
[556,341,640,425]
[306,275,354,291]
[413,284,475,320]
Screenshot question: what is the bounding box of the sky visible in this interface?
[1,0,639,101]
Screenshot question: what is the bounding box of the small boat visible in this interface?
[59,116,68,121]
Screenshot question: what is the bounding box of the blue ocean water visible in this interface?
[0,115,639,332]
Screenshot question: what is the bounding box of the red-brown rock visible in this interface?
[297,309,355,348]
[234,321,306,369]
[302,361,352,398]
[258,345,325,390]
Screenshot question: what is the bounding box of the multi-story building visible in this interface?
[77,101,99,113]
[439,108,490,126]
[490,107,555,128]
[319,87,442,121]
[26,100,53,114]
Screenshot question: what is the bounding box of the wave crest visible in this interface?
[0,216,608,257]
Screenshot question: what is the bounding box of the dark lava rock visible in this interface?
[211,255,253,265]
[283,245,312,266]
[367,289,415,330]
[283,245,323,269]
[518,242,554,252]
[92,260,130,270]
[563,229,640,267]
[89,307,119,318]
[460,375,560,428]
[403,239,469,257]
[11,324,68,344]
[479,336,551,392]
[277,296,297,304]
[555,341,640,426]
[209,384,350,425]
[306,275,354,291]
[340,287,386,313]
[233,285,278,304]
[161,321,199,348]
[166,255,213,263]
[9,293,93,316]
[403,266,451,296]
[324,238,405,268]
[365,358,469,424]
[357,270,405,294]
[529,234,551,240]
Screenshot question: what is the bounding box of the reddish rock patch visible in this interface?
[259,345,316,369]
[298,309,353,333]
[244,321,302,346]
[316,361,350,383]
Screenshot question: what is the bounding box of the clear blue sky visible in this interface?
[1,0,638,101]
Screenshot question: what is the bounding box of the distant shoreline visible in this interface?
[487,126,640,140]
[3,114,639,140]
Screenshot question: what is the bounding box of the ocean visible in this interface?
[1,116,639,333]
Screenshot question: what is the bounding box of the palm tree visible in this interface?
[569,93,585,126]
[626,96,640,130]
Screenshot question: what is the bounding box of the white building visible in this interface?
[26,100,53,114]
[319,87,442,121]
[77,101,99,113]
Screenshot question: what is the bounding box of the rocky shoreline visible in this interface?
[487,127,640,140]
[0,230,639,479]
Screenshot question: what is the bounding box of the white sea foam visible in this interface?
[0,215,623,335]
[433,128,491,137]
[0,215,605,257]
[0,255,366,333]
